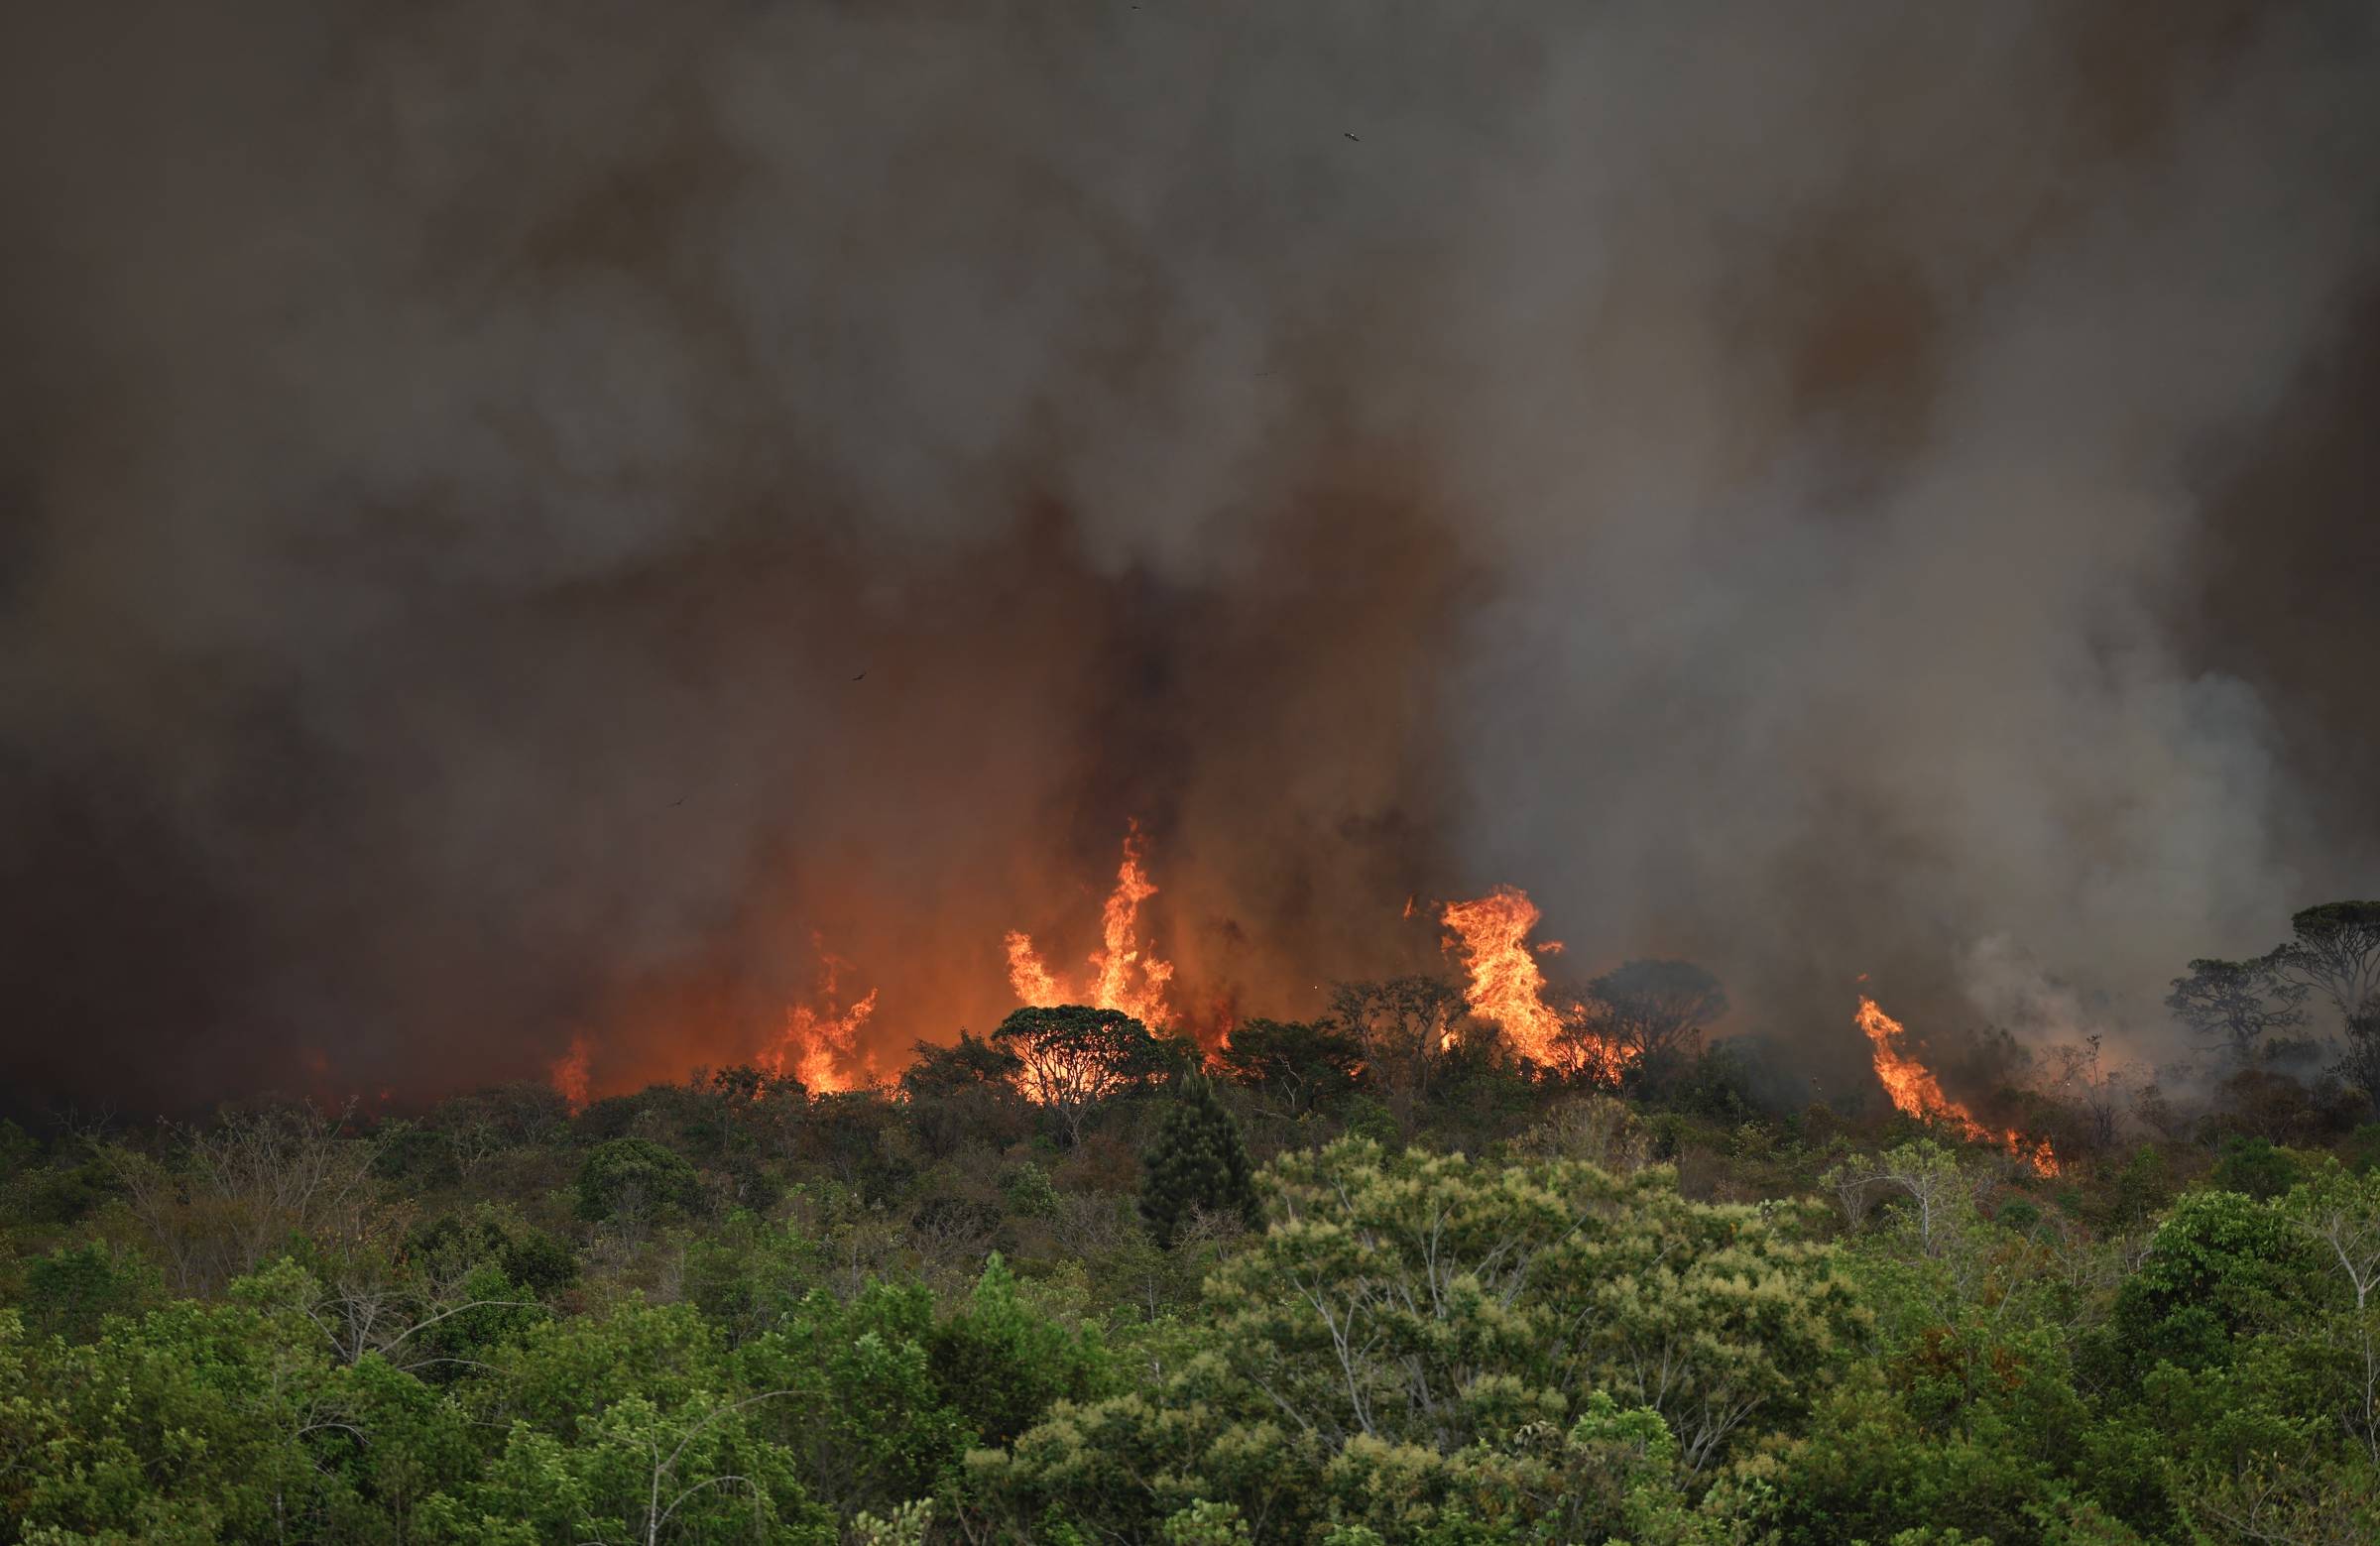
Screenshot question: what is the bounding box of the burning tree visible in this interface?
[1854,995,2058,1176]
[1583,959,1728,1075]
[1440,886,1629,1081]
[1326,976,1466,1123]
[989,1005,1176,1147]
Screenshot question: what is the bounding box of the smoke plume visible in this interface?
[4,0,2376,1115]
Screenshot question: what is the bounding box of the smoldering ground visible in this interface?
[3,0,2376,1116]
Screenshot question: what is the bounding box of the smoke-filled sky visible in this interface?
[4,0,2377,1117]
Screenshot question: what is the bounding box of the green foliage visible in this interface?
[2211,1134,2306,1200]
[1002,1160,1061,1220]
[1139,1075,1261,1248]
[1216,1018,1364,1117]
[21,1242,161,1344]
[573,1135,703,1223]
[929,1254,1114,1447]
[970,1138,1857,1541]
[2107,1188,2316,1378]
[19,1016,2380,1542]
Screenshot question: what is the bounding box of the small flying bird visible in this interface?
[1344,132,1361,142]
[852,671,867,681]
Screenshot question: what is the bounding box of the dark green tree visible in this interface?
[900,1030,1031,1157]
[573,1135,703,1224]
[1328,976,1466,1123]
[1214,1016,1363,1117]
[1138,1073,1260,1248]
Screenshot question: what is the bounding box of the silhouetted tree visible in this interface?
[989,1006,1168,1147]
[1214,1016,1363,1117]
[1586,959,1728,1075]
[2167,956,2308,1065]
[1328,977,1465,1123]
[899,1031,1030,1157]
[1138,1074,1260,1249]
[2274,902,2380,1110]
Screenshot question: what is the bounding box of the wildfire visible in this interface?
[1006,821,1175,1027]
[549,1036,591,1114]
[1440,886,1628,1081]
[1855,994,2058,1176]
[765,947,880,1094]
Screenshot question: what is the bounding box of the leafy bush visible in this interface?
[572,1136,702,1223]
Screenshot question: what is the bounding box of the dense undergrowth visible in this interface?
[4,1011,2378,1544]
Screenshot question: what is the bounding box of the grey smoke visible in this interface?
[2,0,2375,1113]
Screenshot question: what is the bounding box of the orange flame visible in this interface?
[549,1036,592,1113]
[765,947,880,1094]
[1855,994,2058,1176]
[1006,822,1174,1027]
[1440,886,1628,1080]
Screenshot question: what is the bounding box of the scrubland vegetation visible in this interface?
[6,928,2380,1544]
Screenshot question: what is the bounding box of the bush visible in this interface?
[22,1242,161,1343]
[2210,1135,2304,1200]
[574,1136,703,1224]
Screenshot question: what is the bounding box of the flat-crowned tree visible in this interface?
[1138,1073,1260,1247]
[2274,902,2380,1109]
[989,1005,1169,1147]
[2167,955,2309,1064]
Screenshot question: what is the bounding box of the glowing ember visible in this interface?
[1007,821,1175,1027]
[1855,994,2058,1176]
[549,1036,592,1113]
[1440,886,1627,1080]
[765,947,880,1094]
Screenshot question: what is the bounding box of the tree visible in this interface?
[575,1137,703,1226]
[1139,1074,1261,1248]
[1585,959,1728,1074]
[969,1139,1856,1542]
[2280,1164,2380,1465]
[2166,956,2308,1065]
[1326,977,1465,1124]
[988,1006,1169,1147]
[19,1242,162,1344]
[2275,901,2380,1109]
[897,1032,1030,1157]
[1227,1138,1856,1465]
[443,1298,833,1544]
[1213,1017,1363,1118]
[97,1099,383,1296]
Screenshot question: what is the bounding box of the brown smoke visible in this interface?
[2,1,2375,1115]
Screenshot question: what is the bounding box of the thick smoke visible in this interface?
[3,0,2375,1116]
